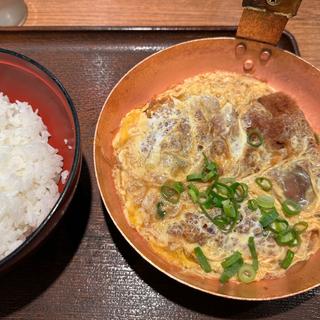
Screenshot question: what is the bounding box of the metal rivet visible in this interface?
[243,59,254,72]
[235,43,247,56]
[260,49,272,62]
[266,0,281,6]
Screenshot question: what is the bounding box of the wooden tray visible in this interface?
[1,27,317,320]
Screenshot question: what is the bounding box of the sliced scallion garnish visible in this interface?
[247,128,263,148]
[248,236,258,271]
[255,177,272,191]
[231,182,248,202]
[160,185,180,204]
[237,263,256,283]
[172,181,185,194]
[248,199,258,211]
[212,182,234,200]
[194,247,212,273]
[220,252,244,283]
[256,194,275,209]
[268,219,289,234]
[221,251,243,269]
[275,229,300,247]
[259,208,279,228]
[293,221,308,234]
[156,202,166,218]
[222,199,237,219]
[280,249,295,269]
[187,183,199,203]
[186,173,203,182]
[281,199,302,217]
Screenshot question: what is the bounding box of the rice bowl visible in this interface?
[0,93,68,260]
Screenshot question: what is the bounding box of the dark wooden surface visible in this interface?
[0,29,319,320]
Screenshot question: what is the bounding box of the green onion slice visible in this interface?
[187,183,199,203]
[248,236,259,271]
[160,185,180,204]
[220,260,244,284]
[281,199,302,217]
[268,219,289,234]
[237,263,257,283]
[293,221,308,234]
[221,251,243,269]
[231,182,248,202]
[219,177,236,185]
[247,128,264,148]
[172,181,185,194]
[275,229,300,247]
[212,215,230,231]
[255,177,273,191]
[194,247,212,273]
[199,204,216,225]
[222,199,237,219]
[186,173,203,182]
[259,209,279,228]
[256,194,275,209]
[248,199,258,211]
[280,249,295,269]
[156,202,166,218]
[212,182,234,200]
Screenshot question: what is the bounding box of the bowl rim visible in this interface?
[0,48,81,269]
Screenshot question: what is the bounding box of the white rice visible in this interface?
[0,93,64,259]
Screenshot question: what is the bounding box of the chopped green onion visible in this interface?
[231,182,248,202]
[156,202,166,218]
[212,215,230,230]
[275,229,299,246]
[186,173,203,181]
[282,199,302,217]
[172,181,185,194]
[220,260,244,284]
[247,128,264,148]
[199,204,216,225]
[280,249,295,269]
[187,183,199,203]
[255,177,273,191]
[160,185,180,204]
[288,236,301,247]
[222,199,237,219]
[237,263,257,283]
[293,221,308,234]
[212,182,234,200]
[219,177,235,185]
[248,199,258,211]
[248,237,259,271]
[221,251,243,269]
[259,209,279,228]
[268,219,289,233]
[194,247,212,273]
[202,170,217,183]
[256,194,275,209]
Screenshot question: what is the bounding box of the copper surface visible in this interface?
[94,37,320,300]
[242,0,302,17]
[237,9,288,45]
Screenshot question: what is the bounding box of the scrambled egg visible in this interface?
[113,72,320,281]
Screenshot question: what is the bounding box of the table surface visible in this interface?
[1,1,320,319]
[24,0,320,69]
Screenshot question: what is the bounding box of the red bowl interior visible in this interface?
[0,51,77,192]
[0,49,81,271]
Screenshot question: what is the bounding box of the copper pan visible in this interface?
[94,0,320,300]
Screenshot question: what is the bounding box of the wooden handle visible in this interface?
[236,0,302,45]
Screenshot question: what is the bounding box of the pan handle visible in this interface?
[236,0,302,45]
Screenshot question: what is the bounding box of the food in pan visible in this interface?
[112,72,320,283]
[0,93,68,260]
